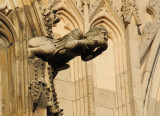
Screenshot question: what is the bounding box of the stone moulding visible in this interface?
[0,12,17,46]
[29,58,63,115]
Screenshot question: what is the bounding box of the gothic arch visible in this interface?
[89,2,129,116]
[51,2,89,116]
[57,10,79,30]
[90,16,124,40]
[0,13,17,46]
[0,13,17,115]
[54,0,84,30]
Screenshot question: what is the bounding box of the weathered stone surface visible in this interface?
[155,100,160,116]
[96,76,116,91]
[58,99,74,116]
[54,80,75,101]
[0,48,7,66]
[94,88,116,108]
[96,106,114,116]
[55,66,71,82]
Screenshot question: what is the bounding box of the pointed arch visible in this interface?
[55,1,84,30]
[0,13,17,46]
[88,2,129,116]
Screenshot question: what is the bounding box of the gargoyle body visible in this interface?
[28,27,108,69]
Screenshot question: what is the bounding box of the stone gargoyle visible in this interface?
[28,27,108,69]
[28,27,108,115]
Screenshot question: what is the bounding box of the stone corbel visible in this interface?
[28,58,63,115]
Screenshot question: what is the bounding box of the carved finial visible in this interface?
[40,5,60,38]
[121,0,141,26]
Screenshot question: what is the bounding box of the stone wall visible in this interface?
[0,0,160,116]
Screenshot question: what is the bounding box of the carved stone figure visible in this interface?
[28,27,108,69]
[28,26,108,115]
[41,6,60,38]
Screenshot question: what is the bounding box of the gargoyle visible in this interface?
[28,27,108,115]
[28,27,108,69]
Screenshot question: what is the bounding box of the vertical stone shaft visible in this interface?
[125,24,143,116]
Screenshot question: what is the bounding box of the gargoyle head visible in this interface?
[81,27,108,61]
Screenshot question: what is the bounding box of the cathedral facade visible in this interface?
[0,0,159,116]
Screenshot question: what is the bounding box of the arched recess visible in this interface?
[0,13,17,115]
[52,2,84,36]
[52,10,80,37]
[53,0,84,31]
[52,2,89,116]
[89,5,129,116]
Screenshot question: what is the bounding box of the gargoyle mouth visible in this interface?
[104,37,108,43]
[93,47,100,52]
[81,46,107,61]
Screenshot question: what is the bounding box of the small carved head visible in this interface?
[85,26,108,47]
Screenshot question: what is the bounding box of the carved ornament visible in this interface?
[121,0,141,26]
[41,6,60,38]
[88,0,102,17]
[29,59,63,115]
[140,0,160,62]
[28,27,108,68]
[72,0,84,12]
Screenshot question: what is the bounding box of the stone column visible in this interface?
[83,0,95,116]
[125,24,143,116]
